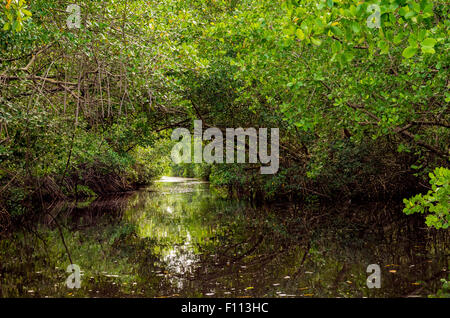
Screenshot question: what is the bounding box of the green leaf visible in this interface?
[310,37,322,46]
[296,28,305,40]
[344,52,354,62]
[402,46,417,58]
[330,26,343,37]
[404,11,416,19]
[398,6,409,16]
[421,46,435,54]
[12,20,19,32]
[393,33,404,44]
[351,22,360,34]
[22,9,32,17]
[331,41,341,53]
[417,29,427,42]
[421,38,436,47]
[377,40,389,54]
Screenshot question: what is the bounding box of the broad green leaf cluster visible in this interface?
[403,167,449,229]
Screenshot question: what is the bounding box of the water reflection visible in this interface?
[0,177,448,298]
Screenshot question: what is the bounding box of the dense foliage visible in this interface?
[0,0,449,228]
[403,166,449,229]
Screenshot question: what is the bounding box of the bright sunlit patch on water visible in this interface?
[156,176,199,183]
[162,233,199,290]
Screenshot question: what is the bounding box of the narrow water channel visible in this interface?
[0,177,448,297]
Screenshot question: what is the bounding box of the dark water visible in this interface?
[1,177,449,297]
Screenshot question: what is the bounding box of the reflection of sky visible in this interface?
[162,232,199,289]
[156,176,198,183]
[131,177,211,290]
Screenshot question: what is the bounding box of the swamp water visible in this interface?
[0,177,448,297]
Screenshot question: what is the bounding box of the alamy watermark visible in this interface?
[66,264,81,289]
[366,4,381,29]
[171,120,279,174]
[366,264,381,288]
[66,4,81,29]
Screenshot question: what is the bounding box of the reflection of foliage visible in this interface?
[1,182,448,298]
[403,167,450,229]
[430,276,450,298]
[170,162,212,180]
